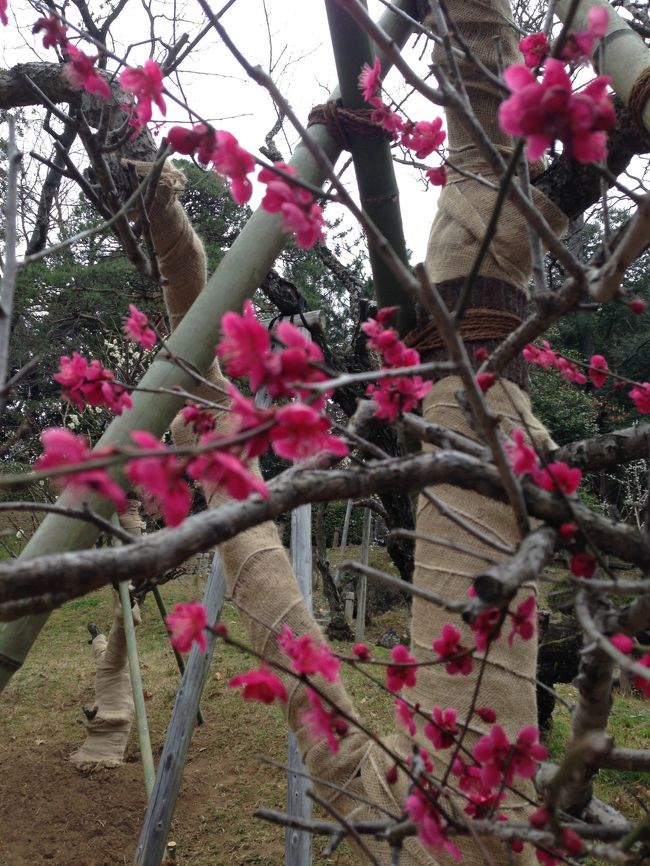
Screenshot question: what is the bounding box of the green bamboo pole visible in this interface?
[324,0,416,336]
[0,0,420,692]
[555,0,650,134]
[118,580,156,798]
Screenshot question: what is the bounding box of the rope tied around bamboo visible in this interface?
[307,99,391,151]
[627,65,650,142]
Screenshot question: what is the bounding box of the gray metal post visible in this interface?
[134,554,227,866]
[355,508,372,643]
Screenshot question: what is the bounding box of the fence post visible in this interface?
[134,555,227,866]
[334,498,353,585]
[355,507,372,643]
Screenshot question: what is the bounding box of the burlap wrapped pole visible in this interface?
[70,500,143,769]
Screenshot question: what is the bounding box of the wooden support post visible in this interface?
[118,580,156,799]
[135,554,227,866]
[355,507,372,644]
[334,499,353,585]
[344,591,355,623]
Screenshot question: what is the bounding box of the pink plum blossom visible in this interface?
[401,118,446,159]
[35,428,126,511]
[126,431,191,527]
[570,552,597,578]
[367,376,432,420]
[119,60,166,124]
[229,667,288,704]
[277,625,340,682]
[33,15,68,49]
[180,404,216,435]
[369,98,404,134]
[167,123,217,163]
[629,298,646,315]
[386,644,418,692]
[270,403,348,461]
[63,45,111,100]
[508,595,537,646]
[123,304,157,349]
[519,32,549,68]
[426,166,447,186]
[187,444,269,500]
[629,383,650,413]
[611,633,634,654]
[395,698,417,735]
[359,57,382,102]
[259,163,325,249]
[166,601,208,653]
[432,623,473,676]
[499,58,615,163]
[212,131,255,204]
[55,352,132,415]
[470,607,503,652]
[217,300,271,391]
[506,428,538,476]
[406,787,461,860]
[534,461,582,495]
[302,689,349,753]
[589,354,609,388]
[424,705,459,750]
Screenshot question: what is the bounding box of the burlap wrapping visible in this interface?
[123,159,207,332]
[425,0,568,289]
[70,501,142,769]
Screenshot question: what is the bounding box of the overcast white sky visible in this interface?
[2,0,442,261]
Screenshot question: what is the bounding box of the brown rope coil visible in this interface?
[307,99,390,151]
[627,65,650,140]
[404,307,522,353]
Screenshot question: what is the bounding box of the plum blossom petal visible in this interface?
[166,601,208,653]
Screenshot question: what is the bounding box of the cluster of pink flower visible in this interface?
[123,303,157,349]
[501,9,614,164]
[33,13,167,131]
[401,712,546,857]
[529,807,584,866]
[29,12,325,249]
[519,7,609,69]
[167,125,255,205]
[523,339,650,415]
[36,418,268,526]
[361,307,432,419]
[506,426,583,495]
[42,301,350,524]
[215,300,348,459]
[163,599,557,854]
[35,428,127,510]
[358,58,448,186]
[168,128,325,247]
[55,352,132,415]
